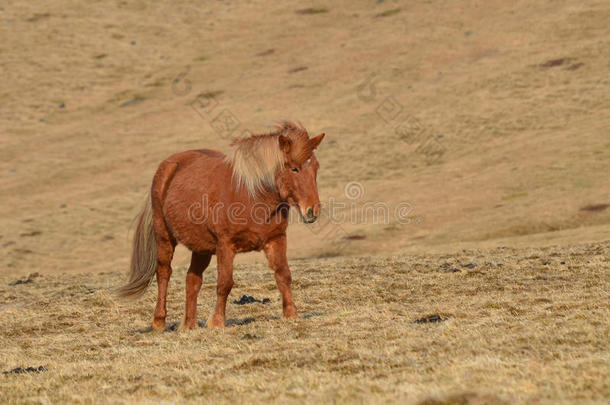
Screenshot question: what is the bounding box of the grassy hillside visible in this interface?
[1,0,609,275]
[1,1,609,403]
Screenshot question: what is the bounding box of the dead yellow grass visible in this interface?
[1,0,609,275]
[1,242,608,404]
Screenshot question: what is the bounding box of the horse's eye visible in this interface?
[291,168,299,173]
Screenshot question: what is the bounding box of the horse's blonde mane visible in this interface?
[226,121,310,196]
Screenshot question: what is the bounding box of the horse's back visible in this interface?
[152,149,227,201]
[163,148,226,167]
[155,149,232,251]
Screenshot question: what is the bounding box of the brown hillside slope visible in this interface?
[0,0,609,275]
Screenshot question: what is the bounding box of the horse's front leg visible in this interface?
[264,235,297,319]
[208,243,235,328]
[181,251,212,330]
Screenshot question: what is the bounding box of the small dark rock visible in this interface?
[375,8,401,18]
[255,48,275,57]
[59,103,65,109]
[3,366,46,375]
[580,203,609,212]
[20,230,41,237]
[415,314,444,324]
[462,263,477,269]
[302,312,323,319]
[59,204,67,209]
[540,58,566,68]
[295,8,329,15]
[566,62,584,71]
[441,263,461,273]
[232,295,270,305]
[560,261,566,265]
[226,317,255,326]
[120,97,145,107]
[130,40,136,45]
[233,295,256,304]
[242,333,261,340]
[344,234,366,240]
[9,277,34,286]
[288,66,308,74]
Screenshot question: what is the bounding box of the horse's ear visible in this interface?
[310,133,325,150]
[278,134,291,154]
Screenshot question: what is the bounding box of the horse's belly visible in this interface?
[230,220,288,253]
[163,192,218,253]
[177,228,217,252]
[231,231,265,253]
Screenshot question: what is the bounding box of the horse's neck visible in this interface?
[251,190,283,209]
[250,190,289,221]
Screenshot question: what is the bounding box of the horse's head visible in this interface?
[276,132,325,223]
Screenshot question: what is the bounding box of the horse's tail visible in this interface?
[117,193,157,298]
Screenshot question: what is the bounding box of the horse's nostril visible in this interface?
[306,208,314,218]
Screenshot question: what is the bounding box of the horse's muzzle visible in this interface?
[303,208,318,223]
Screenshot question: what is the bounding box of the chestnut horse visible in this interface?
[118,121,325,330]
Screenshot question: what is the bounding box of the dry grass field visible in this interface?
[2,242,608,404]
[1,0,609,403]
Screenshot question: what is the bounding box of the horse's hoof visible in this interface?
[283,308,298,319]
[207,315,226,328]
[179,319,199,331]
[151,318,166,332]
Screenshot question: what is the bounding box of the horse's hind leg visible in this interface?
[152,234,175,331]
[181,251,212,330]
[150,160,178,332]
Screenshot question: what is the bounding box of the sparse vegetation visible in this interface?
[295,8,329,15]
[195,90,224,99]
[120,96,146,107]
[26,13,51,22]
[146,76,172,87]
[1,243,608,403]
[502,192,528,200]
[376,8,401,18]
